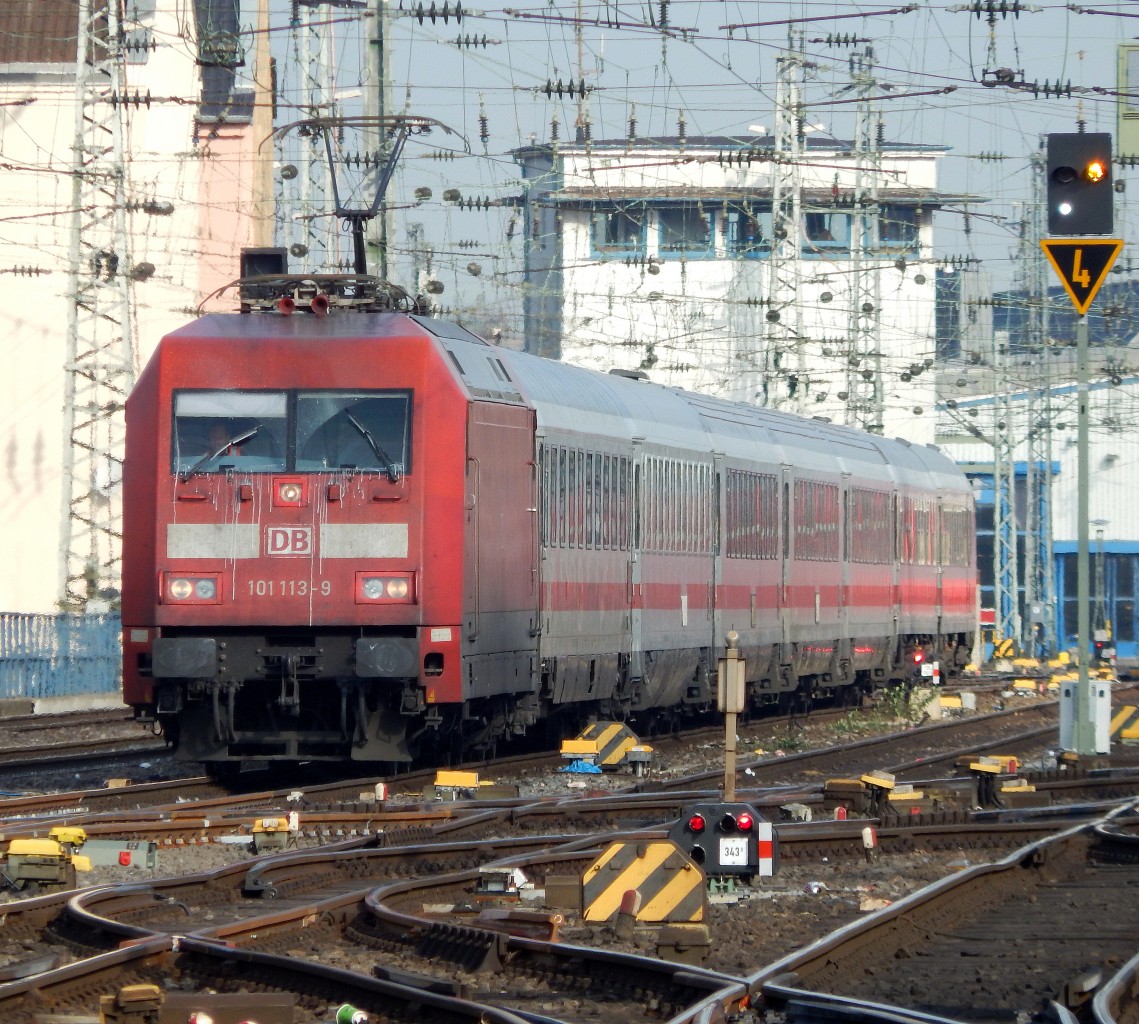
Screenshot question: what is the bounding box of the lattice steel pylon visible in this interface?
[992,335,1021,651]
[845,45,884,433]
[277,4,338,272]
[1020,145,1056,657]
[58,0,137,612]
[761,33,808,412]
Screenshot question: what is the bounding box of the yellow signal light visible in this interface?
[1085,159,1107,183]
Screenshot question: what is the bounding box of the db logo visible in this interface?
[266,527,312,556]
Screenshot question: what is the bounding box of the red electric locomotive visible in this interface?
[122,274,975,773]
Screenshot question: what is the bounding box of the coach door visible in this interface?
[780,467,793,647]
[935,496,944,633]
[711,454,724,652]
[463,403,540,679]
[628,440,644,686]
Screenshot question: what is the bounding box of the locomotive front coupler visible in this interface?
[276,655,302,712]
[210,680,240,744]
[336,681,369,745]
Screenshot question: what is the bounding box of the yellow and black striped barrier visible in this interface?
[582,840,706,923]
[1110,705,1139,742]
[561,722,652,770]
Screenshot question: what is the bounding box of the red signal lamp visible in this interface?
[686,813,706,833]
[736,811,754,832]
[913,650,925,665]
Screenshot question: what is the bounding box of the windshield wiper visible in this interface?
[344,411,402,483]
[181,425,261,481]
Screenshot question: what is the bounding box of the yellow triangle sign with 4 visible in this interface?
[1040,238,1124,315]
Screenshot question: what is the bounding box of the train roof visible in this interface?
[471,336,967,497]
[152,310,968,498]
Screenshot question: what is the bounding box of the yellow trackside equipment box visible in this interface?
[4,838,76,891]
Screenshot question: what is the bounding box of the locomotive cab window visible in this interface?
[171,389,411,477]
[296,391,411,476]
[172,391,288,475]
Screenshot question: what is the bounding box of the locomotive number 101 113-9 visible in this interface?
[247,579,333,598]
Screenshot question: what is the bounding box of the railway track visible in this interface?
[3,808,1123,1024]
[0,674,1025,788]
[0,758,1136,1019]
[751,808,1139,1024]
[0,691,1134,1023]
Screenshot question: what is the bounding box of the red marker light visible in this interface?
[913,650,925,664]
[687,813,706,833]
[736,811,754,831]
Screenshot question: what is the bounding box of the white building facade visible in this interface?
[514,134,959,444]
[0,0,270,613]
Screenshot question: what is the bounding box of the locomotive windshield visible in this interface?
[296,392,410,477]
[171,389,411,476]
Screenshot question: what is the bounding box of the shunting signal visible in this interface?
[667,802,776,879]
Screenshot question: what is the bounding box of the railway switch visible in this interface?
[667,802,776,880]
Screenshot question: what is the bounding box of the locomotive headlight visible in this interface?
[163,573,222,604]
[355,572,415,604]
[169,578,193,600]
[272,476,309,508]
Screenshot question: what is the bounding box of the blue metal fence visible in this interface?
[0,613,120,699]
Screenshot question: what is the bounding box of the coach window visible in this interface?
[538,444,550,546]
[296,391,411,476]
[584,452,597,548]
[602,455,613,548]
[619,457,630,549]
[574,449,585,548]
[172,391,287,475]
[557,448,568,546]
[631,461,641,551]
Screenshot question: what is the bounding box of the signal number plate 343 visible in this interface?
[719,837,748,866]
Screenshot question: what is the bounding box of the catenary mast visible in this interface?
[59,0,136,611]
